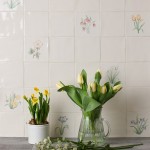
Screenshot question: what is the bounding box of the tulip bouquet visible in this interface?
[57,69,122,144]
[23,87,50,125]
[57,69,122,113]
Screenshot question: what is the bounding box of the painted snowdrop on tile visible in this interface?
[0,0,149,138]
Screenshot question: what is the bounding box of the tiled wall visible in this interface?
[0,0,149,137]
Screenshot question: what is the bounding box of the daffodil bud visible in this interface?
[90,82,96,92]
[77,74,84,85]
[56,82,64,90]
[101,85,107,94]
[113,84,122,92]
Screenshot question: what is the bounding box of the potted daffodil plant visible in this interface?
[23,87,50,144]
[57,69,122,146]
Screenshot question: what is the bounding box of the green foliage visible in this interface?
[58,69,122,112]
[36,137,143,150]
[23,88,50,125]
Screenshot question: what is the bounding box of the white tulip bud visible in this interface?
[90,82,96,92]
[56,82,64,89]
[113,84,122,92]
[77,74,84,85]
[101,85,107,94]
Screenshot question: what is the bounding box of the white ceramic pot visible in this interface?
[28,124,49,144]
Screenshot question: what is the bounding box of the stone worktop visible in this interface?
[0,137,149,150]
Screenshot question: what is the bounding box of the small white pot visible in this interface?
[28,124,49,144]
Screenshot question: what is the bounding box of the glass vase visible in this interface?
[78,107,110,146]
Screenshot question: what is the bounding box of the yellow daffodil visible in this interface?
[101,85,107,94]
[56,82,64,90]
[31,94,35,98]
[113,84,122,92]
[77,74,84,85]
[34,87,39,93]
[90,82,96,92]
[44,89,49,96]
[32,98,38,106]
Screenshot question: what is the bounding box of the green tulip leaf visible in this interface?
[82,96,101,112]
[95,71,101,84]
[58,86,82,108]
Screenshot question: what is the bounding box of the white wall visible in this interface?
[0,0,149,137]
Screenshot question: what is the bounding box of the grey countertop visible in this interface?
[0,137,149,150]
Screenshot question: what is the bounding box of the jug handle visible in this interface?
[103,119,111,138]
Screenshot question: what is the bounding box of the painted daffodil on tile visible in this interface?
[23,87,50,125]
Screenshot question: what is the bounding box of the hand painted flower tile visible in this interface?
[126,12,150,36]
[50,113,75,137]
[55,116,69,137]
[0,88,23,112]
[127,112,150,137]
[0,0,23,11]
[76,12,100,36]
[132,15,144,34]
[130,116,148,135]
[24,38,48,62]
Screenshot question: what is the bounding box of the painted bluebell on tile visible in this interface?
[55,116,69,136]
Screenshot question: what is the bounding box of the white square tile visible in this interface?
[49,63,75,87]
[101,0,124,11]
[127,111,150,137]
[0,88,23,112]
[76,0,99,11]
[50,37,74,62]
[0,62,23,88]
[126,62,150,86]
[52,12,74,36]
[103,111,126,137]
[51,0,76,11]
[126,12,150,36]
[0,37,23,61]
[0,0,23,11]
[50,89,80,113]
[126,0,150,11]
[25,0,49,11]
[25,12,48,36]
[76,12,100,36]
[103,89,126,113]
[75,63,100,84]
[25,37,48,62]
[101,37,125,62]
[24,62,49,88]
[126,37,150,62]
[0,12,23,37]
[127,88,150,112]
[0,112,24,137]
[101,12,124,36]
[75,37,100,62]
[50,113,76,137]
